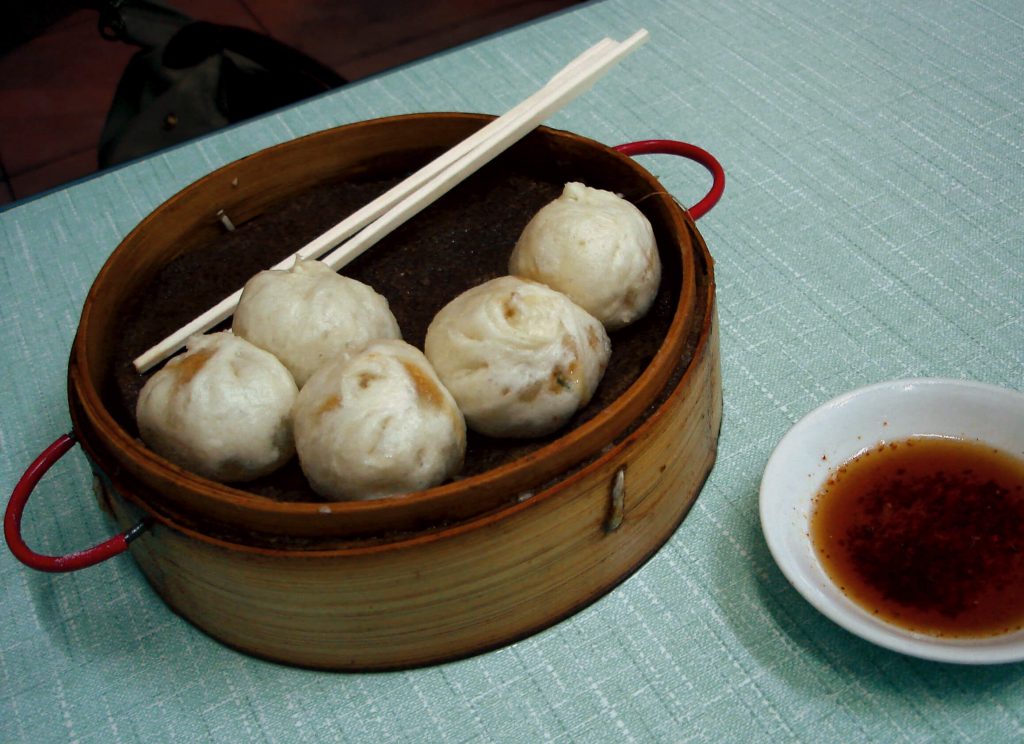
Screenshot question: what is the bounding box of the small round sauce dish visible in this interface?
[760,378,1024,664]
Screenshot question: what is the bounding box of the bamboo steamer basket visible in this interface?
[12,114,722,670]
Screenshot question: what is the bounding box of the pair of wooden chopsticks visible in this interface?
[134,29,649,373]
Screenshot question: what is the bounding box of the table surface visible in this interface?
[3,1,1023,742]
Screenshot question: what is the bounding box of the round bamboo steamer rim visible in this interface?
[68,113,701,542]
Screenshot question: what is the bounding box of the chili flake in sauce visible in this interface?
[811,436,1024,637]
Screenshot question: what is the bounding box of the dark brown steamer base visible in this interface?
[69,114,721,669]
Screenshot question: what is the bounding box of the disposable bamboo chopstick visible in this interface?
[320,32,647,271]
[134,29,648,373]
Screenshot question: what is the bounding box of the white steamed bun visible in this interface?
[136,332,298,482]
[424,275,611,438]
[233,258,401,387]
[509,182,660,330]
[293,339,466,500]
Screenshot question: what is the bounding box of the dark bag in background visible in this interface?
[96,0,345,167]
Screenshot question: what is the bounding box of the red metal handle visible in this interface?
[4,432,147,572]
[614,140,725,221]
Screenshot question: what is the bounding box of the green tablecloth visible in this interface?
[3,0,1022,741]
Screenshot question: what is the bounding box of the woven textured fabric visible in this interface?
[2,0,1022,741]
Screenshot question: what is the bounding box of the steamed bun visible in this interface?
[509,182,660,330]
[293,340,466,500]
[233,258,401,387]
[136,332,298,482]
[424,276,611,438]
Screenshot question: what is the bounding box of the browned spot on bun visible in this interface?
[172,349,214,384]
[622,287,638,309]
[502,297,518,320]
[549,360,579,393]
[549,335,582,393]
[357,372,383,389]
[317,394,342,415]
[586,326,601,351]
[402,361,443,408]
[517,380,543,402]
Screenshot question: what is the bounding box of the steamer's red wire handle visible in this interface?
[614,140,725,220]
[4,432,148,572]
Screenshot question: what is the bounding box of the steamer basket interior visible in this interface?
[70,114,702,543]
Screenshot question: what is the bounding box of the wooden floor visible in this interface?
[0,0,579,207]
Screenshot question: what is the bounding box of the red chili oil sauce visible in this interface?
[811,436,1024,637]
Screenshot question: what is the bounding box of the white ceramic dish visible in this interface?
[760,378,1024,664]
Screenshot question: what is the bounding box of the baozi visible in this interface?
[509,182,660,330]
[136,332,298,482]
[293,340,466,500]
[233,258,400,387]
[424,276,610,438]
